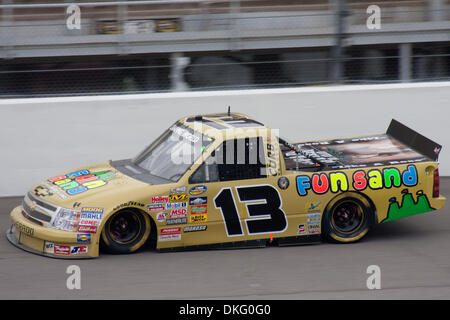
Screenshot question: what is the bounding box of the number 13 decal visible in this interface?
[214,185,288,237]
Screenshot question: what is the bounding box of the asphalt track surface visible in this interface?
[1,179,450,300]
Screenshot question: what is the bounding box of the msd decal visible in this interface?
[170,208,187,218]
[296,165,418,196]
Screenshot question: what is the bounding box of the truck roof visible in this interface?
[181,112,266,130]
[179,112,273,140]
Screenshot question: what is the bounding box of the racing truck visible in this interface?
[7,112,446,258]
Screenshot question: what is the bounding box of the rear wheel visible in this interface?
[101,209,151,254]
[322,193,374,243]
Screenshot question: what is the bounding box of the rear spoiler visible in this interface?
[387,119,442,161]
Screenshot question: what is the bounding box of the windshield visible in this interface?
[133,123,214,182]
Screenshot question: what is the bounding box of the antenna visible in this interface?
[227,106,231,116]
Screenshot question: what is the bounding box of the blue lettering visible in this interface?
[402,165,418,186]
[296,176,311,196]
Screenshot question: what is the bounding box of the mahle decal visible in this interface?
[296,165,418,196]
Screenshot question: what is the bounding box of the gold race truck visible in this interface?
[7,112,445,258]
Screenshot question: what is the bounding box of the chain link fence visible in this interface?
[1,45,449,97]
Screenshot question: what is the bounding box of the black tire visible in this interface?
[322,193,374,243]
[101,209,151,254]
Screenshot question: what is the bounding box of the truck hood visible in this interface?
[29,161,148,208]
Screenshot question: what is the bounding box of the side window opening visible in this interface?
[189,137,267,184]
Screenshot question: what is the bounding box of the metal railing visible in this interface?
[1,50,449,97]
[0,1,449,97]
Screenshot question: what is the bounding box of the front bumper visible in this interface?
[7,206,98,259]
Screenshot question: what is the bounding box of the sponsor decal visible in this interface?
[191,205,207,214]
[169,125,199,143]
[14,222,34,236]
[71,246,88,255]
[165,202,187,210]
[49,169,115,196]
[78,219,99,227]
[169,194,187,202]
[146,203,165,212]
[267,142,279,176]
[383,189,434,223]
[307,223,320,234]
[166,217,188,225]
[159,227,182,241]
[152,196,169,203]
[77,233,91,243]
[189,185,207,196]
[54,245,71,255]
[170,208,187,218]
[307,202,321,214]
[77,225,98,233]
[44,241,54,254]
[170,186,186,194]
[79,207,103,226]
[307,213,321,224]
[184,225,207,233]
[297,224,306,235]
[296,165,418,196]
[156,211,168,223]
[278,177,290,190]
[189,197,207,205]
[81,207,103,217]
[113,201,145,211]
[190,214,207,224]
[154,19,180,32]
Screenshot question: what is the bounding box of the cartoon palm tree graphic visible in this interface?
[383,189,434,223]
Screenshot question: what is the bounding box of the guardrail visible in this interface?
[1,1,448,55]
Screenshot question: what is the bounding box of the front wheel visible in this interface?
[101,209,151,254]
[322,193,374,243]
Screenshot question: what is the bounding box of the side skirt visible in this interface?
[157,235,322,253]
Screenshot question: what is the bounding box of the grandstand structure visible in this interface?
[0,0,449,96]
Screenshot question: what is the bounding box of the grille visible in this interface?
[27,192,58,211]
[22,193,56,225]
[21,210,44,227]
[22,201,52,223]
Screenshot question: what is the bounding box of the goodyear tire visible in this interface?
[101,209,151,254]
[322,193,374,243]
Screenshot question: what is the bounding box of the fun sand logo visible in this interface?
[49,169,115,196]
[296,165,418,196]
[382,189,434,223]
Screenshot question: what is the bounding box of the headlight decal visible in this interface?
[51,207,104,232]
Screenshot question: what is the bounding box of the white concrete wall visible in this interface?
[1,82,449,196]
